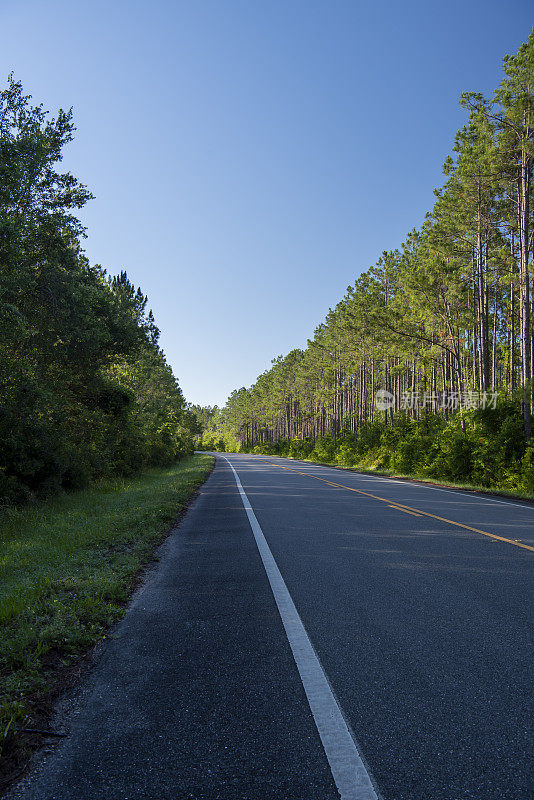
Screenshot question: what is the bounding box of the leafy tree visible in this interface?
[0,77,196,503]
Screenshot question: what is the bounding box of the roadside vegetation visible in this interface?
[198,407,534,498]
[0,453,214,780]
[0,75,214,780]
[196,30,534,498]
[0,77,200,507]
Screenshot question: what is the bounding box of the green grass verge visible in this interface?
[0,453,214,764]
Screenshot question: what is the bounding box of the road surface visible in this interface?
[10,454,533,800]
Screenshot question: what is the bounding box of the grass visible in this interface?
[0,453,214,770]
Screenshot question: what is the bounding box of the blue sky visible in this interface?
[2,0,532,406]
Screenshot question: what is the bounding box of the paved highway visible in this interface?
[10,454,533,800]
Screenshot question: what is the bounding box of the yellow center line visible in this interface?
[387,505,422,517]
[255,458,534,553]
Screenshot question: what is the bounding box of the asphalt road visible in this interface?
[10,454,534,800]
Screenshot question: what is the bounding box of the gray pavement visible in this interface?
[9,454,534,800]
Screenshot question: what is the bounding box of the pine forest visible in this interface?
[197,31,534,493]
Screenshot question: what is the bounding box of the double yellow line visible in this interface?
[256,459,534,554]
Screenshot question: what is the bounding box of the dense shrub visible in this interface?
[223,403,534,493]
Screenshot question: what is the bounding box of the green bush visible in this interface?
[289,437,314,459]
[310,434,337,463]
[519,445,534,492]
[231,402,532,494]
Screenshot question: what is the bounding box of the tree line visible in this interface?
[0,77,199,504]
[198,31,534,491]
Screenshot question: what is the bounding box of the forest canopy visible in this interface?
[0,76,198,504]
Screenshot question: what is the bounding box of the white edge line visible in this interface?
[357,475,534,510]
[222,455,381,800]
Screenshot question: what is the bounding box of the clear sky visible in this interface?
[2,0,532,407]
